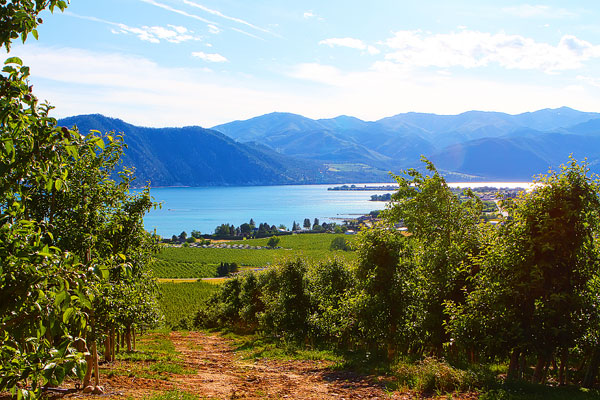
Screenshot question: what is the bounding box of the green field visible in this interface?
[151,233,357,279]
[158,281,219,328]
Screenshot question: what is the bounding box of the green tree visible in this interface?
[384,158,483,354]
[0,4,160,396]
[267,236,280,248]
[330,237,350,251]
[447,159,600,383]
[349,224,419,358]
[303,218,311,229]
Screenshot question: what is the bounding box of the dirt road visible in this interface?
[76,331,477,400]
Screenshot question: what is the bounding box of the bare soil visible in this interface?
[62,331,479,400]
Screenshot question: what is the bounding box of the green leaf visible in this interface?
[62,307,74,324]
[31,29,38,40]
[54,178,63,191]
[5,57,23,66]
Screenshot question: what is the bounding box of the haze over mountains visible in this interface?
[59,107,600,186]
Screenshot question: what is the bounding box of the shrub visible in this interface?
[395,357,477,394]
[330,237,351,251]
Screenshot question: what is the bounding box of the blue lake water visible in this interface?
[141,182,530,237]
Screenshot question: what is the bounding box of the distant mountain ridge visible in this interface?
[58,114,391,187]
[59,107,600,186]
[213,107,600,181]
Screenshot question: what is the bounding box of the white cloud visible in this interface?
[191,51,228,62]
[502,4,577,19]
[383,30,600,73]
[115,24,200,43]
[207,24,220,34]
[139,0,216,24]
[577,75,600,89]
[303,10,324,21]
[319,37,380,55]
[182,0,272,35]
[11,44,600,130]
[65,12,200,44]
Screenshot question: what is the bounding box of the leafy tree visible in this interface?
[267,236,280,248]
[350,224,420,358]
[330,237,351,251]
[384,157,483,354]
[0,4,160,396]
[0,0,68,51]
[179,231,187,241]
[191,230,202,239]
[303,218,311,229]
[447,159,600,383]
[259,259,311,341]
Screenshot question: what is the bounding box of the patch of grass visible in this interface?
[105,333,195,381]
[395,357,478,394]
[228,333,342,363]
[144,389,199,400]
[479,382,600,400]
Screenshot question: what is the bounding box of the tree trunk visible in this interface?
[104,333,111,362]
[92,342,99,386]
[559,348,568,386]
[532,355,546,384]
[583,347,600,388]
[110,326,116,361]
[507,350,520,381]
[125,325,132,352]
[133,328,136,351]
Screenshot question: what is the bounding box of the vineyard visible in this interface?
[151,233,357,278]
[158,281,219,328]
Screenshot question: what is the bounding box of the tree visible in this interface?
[292,221,298,231]
[313,218,320,228]
[267,236,280,248]
[447,158,600,383]
[0,4,160,396]
[350,224,419,358]
[384,157,483,354]
[330,237,350,251]
[303,218,311,229]
[191,230,202,239]
[178,231,187,242]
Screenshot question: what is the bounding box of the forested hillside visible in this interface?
[59,114,392,186]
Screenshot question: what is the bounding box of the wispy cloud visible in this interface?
[207,24,220,34]
[66,12,201,44]
[192,51,227,62]
[139,0,216,24]
[383,30,600,73]
[502,4,577,19]
[319,37,380,55]
[231,27,264,40]
[115,24,200,44]
[303,10,324,21]
[182,0,272,35]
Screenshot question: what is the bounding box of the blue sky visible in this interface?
[8,0,600,127]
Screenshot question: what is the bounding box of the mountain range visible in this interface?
[59,107,600,186]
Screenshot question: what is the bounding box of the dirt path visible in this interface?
[170,331,410,400]
[68,331,477,400]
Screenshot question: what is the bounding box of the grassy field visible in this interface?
[158,281,219,329]
[151,233,357,279]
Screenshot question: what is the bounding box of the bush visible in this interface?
[267,236,280,248]
[395,357,477,394]
[330,237,351,251]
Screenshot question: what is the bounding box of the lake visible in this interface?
[141,182,531,237]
